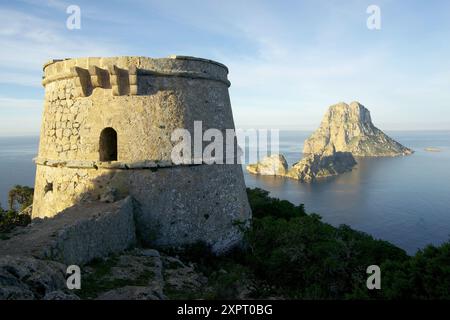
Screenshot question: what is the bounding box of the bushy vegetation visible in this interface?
[7,185,34,212]
[175,188,450,299]
[0,185,33,234]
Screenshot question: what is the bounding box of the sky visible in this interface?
[0,0,450,135]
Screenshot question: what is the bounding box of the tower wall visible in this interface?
[32,56,251,252]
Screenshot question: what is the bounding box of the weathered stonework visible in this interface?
[32,56,251,253]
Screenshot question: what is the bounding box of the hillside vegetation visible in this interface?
[174,188,450,299]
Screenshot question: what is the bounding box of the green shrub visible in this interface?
[0,185,33,233]
[241,188,448,299]
[0,208,32,233]
[8,185,34,211]
[247,188,306,220]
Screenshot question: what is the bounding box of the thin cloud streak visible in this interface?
[0,97,42,109]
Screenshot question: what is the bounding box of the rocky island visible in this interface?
[246,154,288,176]
[247,101,413,182]
[247,148,356,183]
[303,101,413,157]
[285,147,357,182]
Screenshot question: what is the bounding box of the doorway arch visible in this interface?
[99,127,118,161]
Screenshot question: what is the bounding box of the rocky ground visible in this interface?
[0,247,256,300]
[0,194,256,300]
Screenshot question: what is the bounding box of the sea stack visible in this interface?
[246,149,356,183]
[303,102,413,157]
[286,147,357,182]
[246,154,288,176]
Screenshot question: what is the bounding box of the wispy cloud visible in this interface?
[0,7,124,87]
[0,97,42,109]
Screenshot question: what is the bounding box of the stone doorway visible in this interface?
[99,128,118,161]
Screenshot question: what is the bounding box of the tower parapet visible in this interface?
[42,56,230,97]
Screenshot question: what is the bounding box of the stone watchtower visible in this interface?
[32,56,251,252]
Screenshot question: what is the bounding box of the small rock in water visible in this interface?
[246,149,356,183]
[246,154,288,176]
[286,147,357,182]
[424,147,441,152]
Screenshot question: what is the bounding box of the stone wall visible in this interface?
[0,197,136,265]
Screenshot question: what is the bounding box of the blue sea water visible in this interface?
[1,132,450,254]
[0,136,38,209]
[244,131,450,255]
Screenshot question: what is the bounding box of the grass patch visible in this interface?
[78,254,157,299]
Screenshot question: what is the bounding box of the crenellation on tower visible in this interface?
[42,56,231,95]
[72,66,92,97]
[88,65,111,90]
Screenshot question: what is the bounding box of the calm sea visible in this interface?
[1,131,449,254]
[0,136,38,210]
[245,131,450,255]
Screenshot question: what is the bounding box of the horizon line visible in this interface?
[1,129,450,138]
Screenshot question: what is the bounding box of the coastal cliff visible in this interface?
[303,101,413,157]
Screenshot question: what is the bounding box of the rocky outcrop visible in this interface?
[303,101,413,157]
[286,148,357,182]
[0,196,248,300]
[96,286,162,300]
[0,245,259,300]
[246,150,356,183]
[0,197,136,265]
[0,248,206,300]
[92,249,166,300]
[246,154,288,176]
[0,255,72,300]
